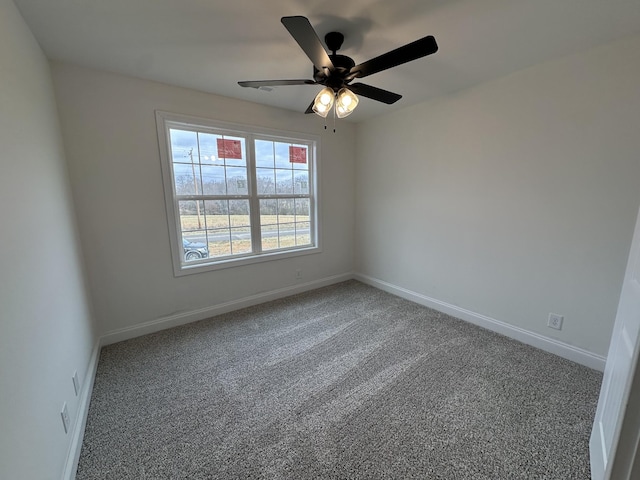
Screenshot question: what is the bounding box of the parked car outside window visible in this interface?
[183,238,209,261]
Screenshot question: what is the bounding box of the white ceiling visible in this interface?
[13,0,640,122]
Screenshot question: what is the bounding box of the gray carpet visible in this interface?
[76,280,602,479]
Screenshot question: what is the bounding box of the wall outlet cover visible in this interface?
[548,313,564,330]
[72,371,80,396]
[61,403,70,434]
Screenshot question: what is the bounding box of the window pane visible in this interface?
[170,129,198,164]
[182,229,210,262]
[198,132,224,165]
[173,164,202,195]
[179,200,206,232]
[226,166,248,195]
[260,199,278,251]
[229,199,249,218]
[230,227,251,255]
[204,200,229,229]
[291,145,309,170]
[295,198,310,220]
[255,139,274,168]
[277,199,295,249]
[256,168,276,195]
[257,198,311,251]
[200,165,226,195]
[207,228,232,258]
[274,142,291,169]
[277,198,294,220]
[294,172,309,194]
[296,221,311,246]
[275,169,293,194]
[259,199,277,217]
[278,222,296,249]
[229,204,250,253]
[218,136,246,167]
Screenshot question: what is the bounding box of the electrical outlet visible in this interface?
[548,313,564,330]
[295,269,302,280]
[72,371,80,396]
[61,402,70,434]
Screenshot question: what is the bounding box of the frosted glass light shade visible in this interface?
[335,88,359,118]
[312,87,335,118]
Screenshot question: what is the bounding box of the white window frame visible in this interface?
[156,111,321,276]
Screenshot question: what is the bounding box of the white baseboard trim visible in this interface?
[354,273,606,372]
[100,272,354,346]
[61,340,101,480]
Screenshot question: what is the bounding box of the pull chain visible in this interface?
[333,103,337,133]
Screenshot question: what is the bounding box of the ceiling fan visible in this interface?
[238,16,438,119]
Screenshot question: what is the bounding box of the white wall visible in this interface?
[50,63,356,337]
[0,1,96,479]
[356,33,640,357]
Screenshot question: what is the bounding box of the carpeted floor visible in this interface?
[76,280,602,479]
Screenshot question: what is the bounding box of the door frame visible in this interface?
[590,205,640,479]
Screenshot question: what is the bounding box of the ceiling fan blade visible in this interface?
[281,16,335,73]
[349,35,438,79]
[238,79,316,88]
[304,100,315,114]
[348,83,402,104]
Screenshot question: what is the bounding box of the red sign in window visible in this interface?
[289,146,307,164]
[217,139,242,159]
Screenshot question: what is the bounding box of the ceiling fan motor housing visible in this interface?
[313,32,356,91]
[324,31,344,53]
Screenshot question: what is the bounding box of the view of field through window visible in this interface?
[169,128,312,262]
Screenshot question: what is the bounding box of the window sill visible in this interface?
[174,245,322,276]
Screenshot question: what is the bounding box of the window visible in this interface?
[156,111,319,275]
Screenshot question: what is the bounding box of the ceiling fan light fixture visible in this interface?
[335,87,359,118]
[239,17,438,123]
[312,87,335,118]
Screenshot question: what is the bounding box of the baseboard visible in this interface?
[354,273,607,372]
[100,272,354,346]
[61,340,101,480]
